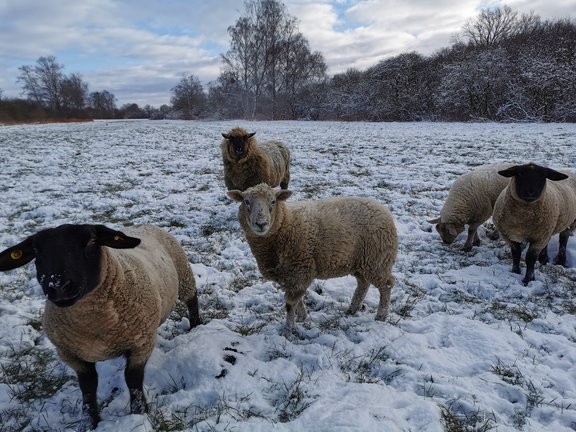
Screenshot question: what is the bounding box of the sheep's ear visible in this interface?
[498,166,518,178]
[0,237,36,271]
[222,133,229,140]
[248,132,256,139]
[93,226,141,249]
[276,190,292,201]
[428,217,441,224]
[545,168,568,181]
[447,225,459,237]
[227,190,244,202]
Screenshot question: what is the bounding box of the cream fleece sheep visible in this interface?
[228,183,398,329]
[221,127,291,191]
[492,163,576,285]
[428,163,511,251]
[0,224,201,431]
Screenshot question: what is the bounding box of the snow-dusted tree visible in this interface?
[327,68,374,120]
[207,71,245,119]
[435,48,513,120]
[170,74,206,119]
[366,52,433,120]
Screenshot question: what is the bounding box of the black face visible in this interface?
[227,135,248,159]
[33,225,102,307]
[513,167,548,202]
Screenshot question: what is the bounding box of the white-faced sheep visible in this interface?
[428,163,511,251]
[228,183,398,329]
[221,127,291,191]
[492,163,576,285]
[0,224,201,430]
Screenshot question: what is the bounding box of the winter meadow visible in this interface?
[0,119,575,432]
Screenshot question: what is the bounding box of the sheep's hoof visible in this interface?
[374,311,388,322]
[554,254,566,267]
[512,266,521,274]
[522,275,534,286]
[461,244,472,252]
[130,392,148,415]
[345,306,358,316]
[78,407,100,432]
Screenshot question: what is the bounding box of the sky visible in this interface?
[0,0,574,107]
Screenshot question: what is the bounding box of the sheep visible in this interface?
[0,224,201,430]
[228,183,398,329]
[221,127,291,191]
[492,163,576,285]
[428,163,512,251]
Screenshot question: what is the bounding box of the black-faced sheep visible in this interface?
[228,183,398,329]
[428,163,511,251]
[492,163,576,285]
[221,127,291,191]
[0,224,201,430]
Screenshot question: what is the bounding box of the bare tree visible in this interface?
[88,90,117,118]
[221,0,326,119]
[61,73,89,113]
[461,6,518,47]
[18,56,65,111]
[221,15,260,117]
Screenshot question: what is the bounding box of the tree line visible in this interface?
[1,2,574,123]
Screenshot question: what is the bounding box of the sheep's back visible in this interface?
[286,197,397,278]
[440,164,510,224]
[550,175,576,232]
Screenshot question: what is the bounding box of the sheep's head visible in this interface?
[228,183,292,236]
[222,128,256,160]
[428,218,464,244]
[0,224,141,307]
[498,163,568,203]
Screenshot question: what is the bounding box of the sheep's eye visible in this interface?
[244,199,250,207]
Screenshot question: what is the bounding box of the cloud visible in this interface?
[0,0,574,106]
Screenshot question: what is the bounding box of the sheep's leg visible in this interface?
[510,241,522,274]
[374,277,394,321]
[186,291,202,329]
[285,303,297,329]
[462,224,481,252]
[538,244,549,265]
[555,230,570,266]
[124,355,148,415]
[284,286,307,329]
[295,298,308,322]
[76,361,100,431]
[523,244,540,285]
[347,276,370,316]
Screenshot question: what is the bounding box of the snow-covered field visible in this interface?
[0,119,575,432]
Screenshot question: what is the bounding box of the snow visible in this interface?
[0,119,575,431]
